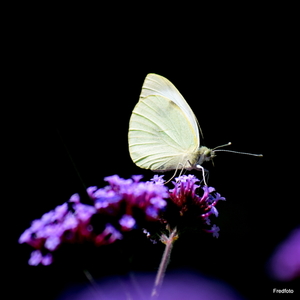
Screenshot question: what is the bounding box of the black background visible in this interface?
[4,4,298,300]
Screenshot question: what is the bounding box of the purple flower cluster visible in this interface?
[168,174,225,238]
[19,174,225,265]
[19,175,168,265]
[18,193,98,265]
[87,175,168,223]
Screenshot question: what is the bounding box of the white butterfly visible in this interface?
[128,73,262,184]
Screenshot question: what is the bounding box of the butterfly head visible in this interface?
[203,148,216,160]
[197,146,216,165]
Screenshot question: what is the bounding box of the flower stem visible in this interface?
[151,227,178,298]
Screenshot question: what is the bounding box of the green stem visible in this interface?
[151,227,178,298]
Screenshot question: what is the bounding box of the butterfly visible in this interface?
[128,73,262,184]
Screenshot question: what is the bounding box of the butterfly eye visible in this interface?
[204,149,211,157]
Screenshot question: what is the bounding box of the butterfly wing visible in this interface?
[140,73,202,142]
[128,95,199,171]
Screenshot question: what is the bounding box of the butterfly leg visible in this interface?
[195,164,208,186]
[204,168,209,185]
[178,162,187,177]
[164,163,185,184]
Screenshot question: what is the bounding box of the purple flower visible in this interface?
[150,174,166,185]
[89,175,168,222]
[19,193,97,265]
[94,224,123,245]
[119,215,136,231]
[204,224,221,238]
[28,250,53,266]
[19,174,224,265]
[168,175,225,237]
[19,175,168,265]
[268,227,300,281]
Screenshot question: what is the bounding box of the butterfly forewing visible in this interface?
[140,74,201,144]
[128,95,199,171]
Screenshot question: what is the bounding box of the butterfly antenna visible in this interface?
[214,149,263,157]
[212,142,232,151]
[213,142,263,157]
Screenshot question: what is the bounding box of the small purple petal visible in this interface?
[28,250,43,266]
[132,175,143,182]
[211,206,219,217]
[104,175,133,188]
[145,206,159,219]
[150,174,165,185]
[119,215,136,231]
[45,236,61,251]
[150,197,167,209]
[41,211,56,223]
[41,253,53,266]
[62,213,79,230]
[54,203,68,220]
[18,229,32,244]
[204,217,211,225]
[211,225,220,238]
[201,186,215,200]
[86,186,98,199]
[74,203,96,222]
[95,224,123,245]
[69,193,80,203]
[37,223,62,239]
[30,219,45,232]
[214,192,226,201]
